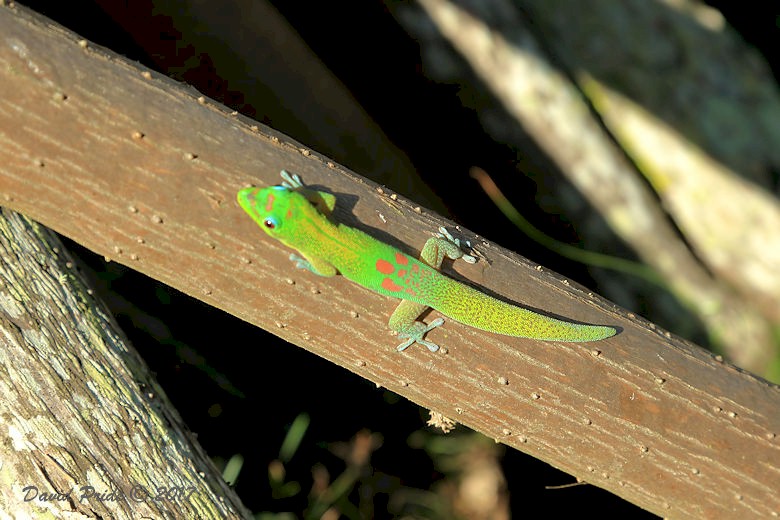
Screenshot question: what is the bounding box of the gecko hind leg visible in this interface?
[390,228,476,352]
[395,318,445,352]
[390,300,444,352]
[419,227,477,267]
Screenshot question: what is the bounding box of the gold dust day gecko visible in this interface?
[237,171,617,352]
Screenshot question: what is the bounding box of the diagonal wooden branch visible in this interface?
[0,4,778,519]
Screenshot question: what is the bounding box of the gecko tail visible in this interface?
[431,280,617,342]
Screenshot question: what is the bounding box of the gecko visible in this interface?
[237,171,617,352]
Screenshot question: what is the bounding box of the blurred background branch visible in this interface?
[404,0,780,377]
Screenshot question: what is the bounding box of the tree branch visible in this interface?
[1,4,778,519]
[0,209,251,518]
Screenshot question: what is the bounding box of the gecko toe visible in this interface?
[426,318,445,330]
[396,338,416,351]
[420,339,440,352]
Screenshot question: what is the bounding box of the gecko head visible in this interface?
[237,185,307,240]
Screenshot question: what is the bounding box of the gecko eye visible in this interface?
[263,217,279,229]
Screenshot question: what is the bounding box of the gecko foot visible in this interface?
[280,169,304,189]
[396,318,445,352]
[289,253,313,271]
[436,227,476,264]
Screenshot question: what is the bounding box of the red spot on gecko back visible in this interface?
[381,278,403,292]
[376,259,395,274]
[396,252,408,265]
[265,193,276,212]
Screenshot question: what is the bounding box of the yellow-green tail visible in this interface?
[429,277,616,342]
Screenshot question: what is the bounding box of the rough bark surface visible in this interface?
[0,210,251,518]
[0,4,779,519]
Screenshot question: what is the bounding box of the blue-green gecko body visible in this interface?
[238,171,617,352]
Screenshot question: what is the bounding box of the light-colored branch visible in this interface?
[0,209,251,518]
[0,4,779,519]
[527,0,780,323]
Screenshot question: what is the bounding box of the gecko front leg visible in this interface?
[289,253,337,277]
